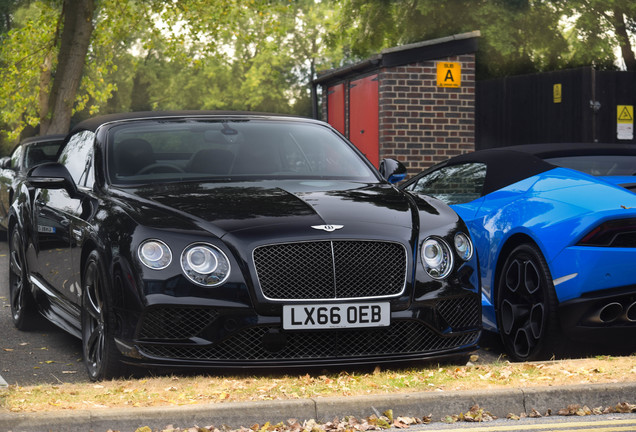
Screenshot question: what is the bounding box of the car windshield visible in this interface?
[545,155,636,177]
[25,141,63,169]
[106,119,378,185]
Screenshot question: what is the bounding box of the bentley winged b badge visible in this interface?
[311,224,344,232]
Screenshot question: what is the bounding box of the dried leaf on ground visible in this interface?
[458,405,496,422]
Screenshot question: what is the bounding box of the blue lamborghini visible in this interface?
[401,143,636,361]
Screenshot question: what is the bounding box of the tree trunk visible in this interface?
[38,52,54,134]
[613,7,636,71]
[40,0,96,135]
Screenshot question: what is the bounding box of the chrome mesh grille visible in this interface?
[253,241,407,300]
[139,307,219,340]
[137,320,479,361]
[437,297,481,329]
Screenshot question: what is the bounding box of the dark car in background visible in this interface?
[401,143,636,361]
[0,134,65,234]
[9,111,481,380]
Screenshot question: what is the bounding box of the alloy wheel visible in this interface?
[9,226,31,328]
[82,257,107,380]
[497,244,557,361]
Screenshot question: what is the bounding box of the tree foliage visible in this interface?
[0,0,343,152]
[337,0,635,78]
[555,0,636,70]
[0,0,142,145]
[0,0,634,154]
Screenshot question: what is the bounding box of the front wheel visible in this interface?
[81,251,125,381]
[9,225,35,330]
[496,243,560,361]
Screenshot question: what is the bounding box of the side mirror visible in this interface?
[379,158,407,184]
[27,162,80,198]
[0,156,11,170]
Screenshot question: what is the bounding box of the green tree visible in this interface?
[555,0,636,71]
[117,0,343,115]
[0,0,19,34]
[336,0,635,78]
[0,0,142,148]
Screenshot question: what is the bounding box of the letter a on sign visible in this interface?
[437,62,461,88]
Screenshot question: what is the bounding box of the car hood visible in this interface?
[114,180,441,239]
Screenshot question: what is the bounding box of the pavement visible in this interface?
[1,381,635,432]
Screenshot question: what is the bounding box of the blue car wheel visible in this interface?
[497,243,560,361]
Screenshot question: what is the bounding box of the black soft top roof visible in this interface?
[425,143,636,196]
[70,111,310,134]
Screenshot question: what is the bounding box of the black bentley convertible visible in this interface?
[9,112,480,380]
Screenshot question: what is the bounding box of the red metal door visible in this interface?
[349,75,379,166]
[327,83,345,135]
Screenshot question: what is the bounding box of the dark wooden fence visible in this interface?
[476,67,636,149]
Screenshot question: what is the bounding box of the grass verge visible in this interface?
[1,354,635,413]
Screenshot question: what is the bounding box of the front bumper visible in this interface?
[115,296,481,368]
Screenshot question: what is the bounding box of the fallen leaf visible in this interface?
[383,409,393,423]
[613,402,636,413]
[442,415,457,423]
[529,409,542,418]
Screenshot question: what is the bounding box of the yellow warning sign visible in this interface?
[437,62,461,88]
[617,105,634,140]
[618,105,633,124]
[553,84,562,103]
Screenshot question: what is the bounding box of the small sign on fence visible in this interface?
[617,105,634,140]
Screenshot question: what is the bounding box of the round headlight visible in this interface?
[421,237,453,279]
[181,243,231,287]
[185,247,218,274]
[454,232,473,261]
[138,240,172,269]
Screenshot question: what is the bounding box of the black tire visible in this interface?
[81,251,125,381]
[9,225,35,330]
[496,243,560,361]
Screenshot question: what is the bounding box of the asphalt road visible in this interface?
[0,240,87,385]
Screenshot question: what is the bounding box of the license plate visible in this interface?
[282,302,390,330]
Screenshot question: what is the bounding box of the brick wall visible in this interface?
[319,53,476,177]
[378,54,476,175]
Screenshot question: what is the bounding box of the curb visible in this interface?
[0,374,7,391]
[0,382,635,432]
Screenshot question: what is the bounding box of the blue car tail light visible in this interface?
[577,217,636,247]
